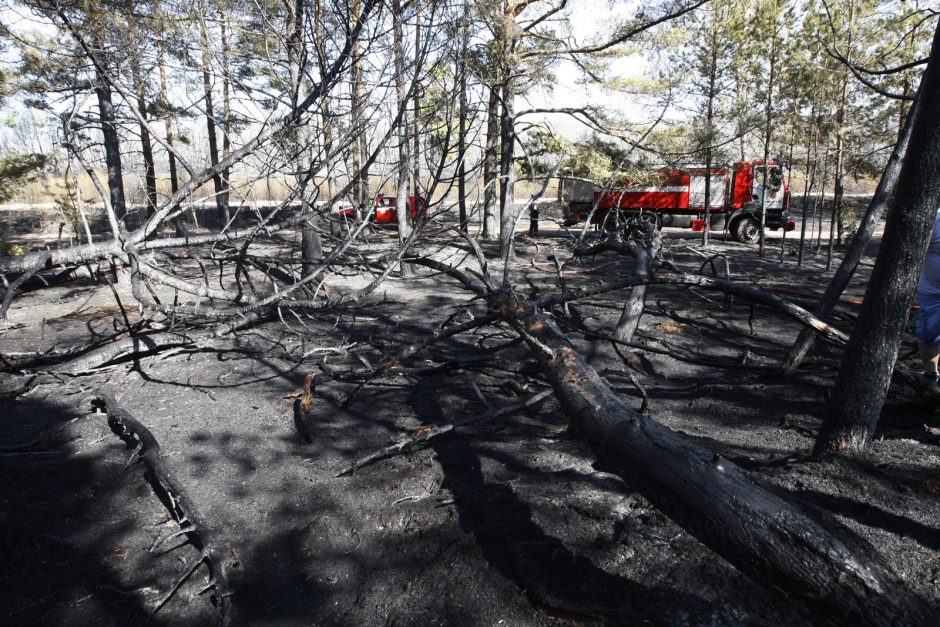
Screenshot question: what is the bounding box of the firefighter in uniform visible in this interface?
[528,205,539,236]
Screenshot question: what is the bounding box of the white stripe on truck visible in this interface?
[613,186,687,193]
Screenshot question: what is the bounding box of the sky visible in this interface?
[522,0,656,139]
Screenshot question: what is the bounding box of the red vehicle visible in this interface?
[371,194,427,224]
[563,160,795,243]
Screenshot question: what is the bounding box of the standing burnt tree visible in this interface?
[815,18,940,454]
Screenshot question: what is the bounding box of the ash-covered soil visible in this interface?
[2,225,939,626]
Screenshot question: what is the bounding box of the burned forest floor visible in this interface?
[2,218,940,626]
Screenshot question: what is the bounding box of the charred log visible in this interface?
[94,391,232,625]
[489,289,928,624]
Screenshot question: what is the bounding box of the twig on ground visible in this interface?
[338,312,499,406]
[335,389,553,477]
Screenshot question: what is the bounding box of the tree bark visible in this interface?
[614,232,661,343]
[482,86,500,239]
[313,0,338,235]
[831,2,854,254]
[457,5,469,233]
[92,33,127,224]
[197,0,229,228]
[412,0,421,202]
[154,0,183,236]
[701,15,719,248]
[392,0,414,277]
[301,219,322,278]
[758,33,777,257]
[285,0,322,269]
[797,104,817,268]
[127,5,157,218]
[815,21,940,454]
[350,0,368,213]
[498,77,516,260]
[219,11,232,218]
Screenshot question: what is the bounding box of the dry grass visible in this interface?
[655,320,686,334]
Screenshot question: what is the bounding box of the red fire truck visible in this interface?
[562,160,795,243]
[330,194,428,226]
[371,194,427,224]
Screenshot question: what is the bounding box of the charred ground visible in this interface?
[2,221,939,626]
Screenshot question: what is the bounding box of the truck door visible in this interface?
[689,173,727,211]
[752,165,784,209]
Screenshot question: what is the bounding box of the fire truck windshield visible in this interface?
[755,166,783,192]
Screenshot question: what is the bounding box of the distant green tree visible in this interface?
[0,153,46,202]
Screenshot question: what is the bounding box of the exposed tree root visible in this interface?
[94,391,233,626]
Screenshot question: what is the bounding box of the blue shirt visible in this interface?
[917,209,940,300]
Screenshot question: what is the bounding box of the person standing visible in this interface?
[528,205,539,236]
[916,208,940,396]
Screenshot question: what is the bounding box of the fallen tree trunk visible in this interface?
[50,332,197,375]
[537,271,850,346]
[572,234,663,343]
[490,289,927,625]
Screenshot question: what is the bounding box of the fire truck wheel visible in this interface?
[731,216,760,243]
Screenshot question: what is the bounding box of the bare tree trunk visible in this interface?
[701,23,718,248]
[758,35,777,257]
[498,77,516,260]
[392,0,414,277]
[314,0,338,235]
[198,0,229,229]
[832,3,854,252]
[482,86,500,239]
[91,32,127,225]
[614,233,661,343]
[220,11,232,219]
[497,2,518,260]
[815,23,940,454]
[350,0,367,214]
[154,0,183,236]
[412,0,421,201]
[457,5,468,233]
[127,5,157,218]
[815,148,830,254]
[287,0,322,272]
[797,104,818,267]
[301,219,321,278]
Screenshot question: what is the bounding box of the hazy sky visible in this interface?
[523,1,655,140]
